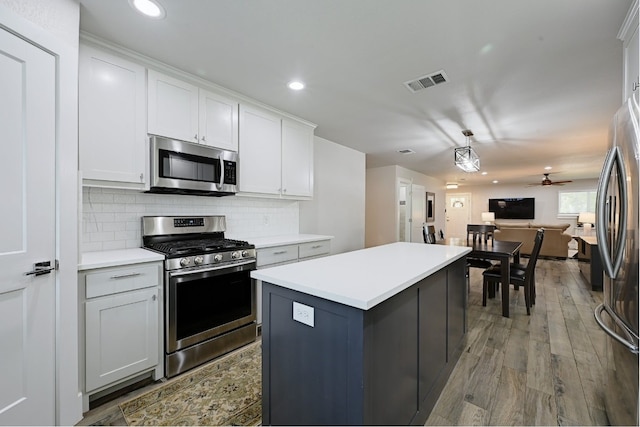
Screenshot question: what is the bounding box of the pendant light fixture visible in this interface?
[454,129,480,173]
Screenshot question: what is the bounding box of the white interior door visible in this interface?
[397,180,411,242]
[445,193,472,239]
[0,28,56,425]
[411,184,426,242]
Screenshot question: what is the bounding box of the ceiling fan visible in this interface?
[528,173,573,186]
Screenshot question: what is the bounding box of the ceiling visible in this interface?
[78,0,633,187]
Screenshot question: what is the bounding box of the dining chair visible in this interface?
[423,225,436,244]
[482,228,545,315]
[466,224,496,269]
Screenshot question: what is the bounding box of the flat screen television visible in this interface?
[488,197,535,220]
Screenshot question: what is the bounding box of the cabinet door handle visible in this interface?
[273,250,287,255]
[152,294,157,301]
[201,135,206,142]
[110,272,141,280]
[194,134,198,140]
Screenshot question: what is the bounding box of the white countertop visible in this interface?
[251,242,471,310]
[79,248,164,271]
[239,234,334,249]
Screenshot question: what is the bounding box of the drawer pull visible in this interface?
[110,273,141,280]
[311,245,322,249]
[273,250,287,255]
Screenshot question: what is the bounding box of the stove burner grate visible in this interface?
[147,238,251,256]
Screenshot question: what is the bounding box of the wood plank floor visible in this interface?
[426,257,609,426]
[79,257,608,426]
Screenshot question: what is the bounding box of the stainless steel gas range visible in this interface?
[142,215,256,378]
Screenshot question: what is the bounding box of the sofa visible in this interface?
[493,221,572,259]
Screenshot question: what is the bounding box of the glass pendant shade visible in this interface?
[454,146,480,172]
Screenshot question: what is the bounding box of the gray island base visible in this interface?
[254,242,470,425]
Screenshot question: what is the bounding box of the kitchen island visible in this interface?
[252,242,471,425]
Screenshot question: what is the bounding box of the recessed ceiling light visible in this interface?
[287,81,305,90]
[481,171,488,175]
[129,0,166,19]
[544,166,552,170]
[492,180,499,184]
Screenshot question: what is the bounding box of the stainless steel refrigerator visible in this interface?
[594,93,639,426]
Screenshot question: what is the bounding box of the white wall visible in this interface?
[0,0,81,425]
[365,166,397,247]
[365,165,446,247]
[299,136,366,254]
[394,166,447,239]
[450,178,599,229]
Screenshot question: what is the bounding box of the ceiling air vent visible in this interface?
[397,149,415,154]
[403,70,449,93]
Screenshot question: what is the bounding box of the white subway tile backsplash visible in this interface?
[81,187,299,252]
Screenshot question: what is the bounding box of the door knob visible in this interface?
[25,260,55,276]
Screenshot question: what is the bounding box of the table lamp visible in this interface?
[481,212,495,225]
[578,212,596,235]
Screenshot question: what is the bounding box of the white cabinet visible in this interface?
[238,105,283,195]
[620,0,639,102]
[255,238,331,324]
[199,89,239,151]
[239,105,315,198]
[79,44,147,189]
[147,70,238,150]
[80,262,163,406]
[282,119,314,197]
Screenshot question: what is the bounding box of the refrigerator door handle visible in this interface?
[595,303,639,354]
[596,146,628,279]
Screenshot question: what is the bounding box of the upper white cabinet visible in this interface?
[148,70,239,151]
[282,119,314,197]
[199,89,239,151]
[79,44,147,189]
[238,105,283,195]
[239,104,315,198]
[620,0,639,102]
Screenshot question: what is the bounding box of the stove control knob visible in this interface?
[241,250,249,258]
[180,258,190,267]
[214,254,223,262]
[194,256,204,265]
[231,251,240,259]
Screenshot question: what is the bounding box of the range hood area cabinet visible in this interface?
[147,69,239,152]
[79,43,148,190]
[238,104,315,198]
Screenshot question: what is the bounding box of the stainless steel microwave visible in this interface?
[149,135,238,196]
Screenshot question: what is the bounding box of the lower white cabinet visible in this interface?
[80,261,163,408]
[255,238,331,324]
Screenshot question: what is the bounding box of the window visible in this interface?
[558,190,597,216]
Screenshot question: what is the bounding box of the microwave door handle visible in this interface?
[218,158,225,191]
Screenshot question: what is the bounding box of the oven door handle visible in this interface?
[169,260,256,277]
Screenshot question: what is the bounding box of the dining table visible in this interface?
[442,237,523,318]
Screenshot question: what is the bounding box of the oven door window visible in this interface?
[173,269,253,342]
[160,149,220,183]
